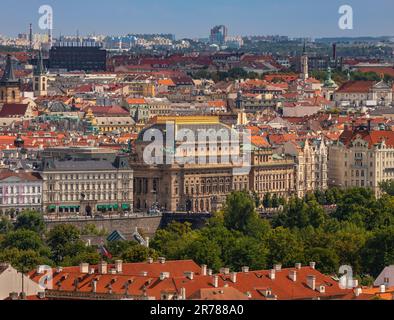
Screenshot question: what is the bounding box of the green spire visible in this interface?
[323,66,337,88]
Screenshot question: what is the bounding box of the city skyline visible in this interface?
[1,0,394,39]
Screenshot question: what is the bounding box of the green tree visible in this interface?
[121,245,159,263]
[0,216,13,234]
[183,237,223,272]
[308,200,327,228]
[333,188,376,228]
[380,180,394,196]
[362,226,394,277]
[47,224,84,263]
[227,236,268,271]
[267,227,304,267]
[62,250,101,267]
[223,191,259,234]
[263,193,272,208]
[0,248,52,272]
[271,194,280,208]
[1,229,45,252]
[150,222,197,260]
[333,224,369,274]
[304,247,339,274]
[15,211,45,233]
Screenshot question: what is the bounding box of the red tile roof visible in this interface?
[28,261,352,300]
[340,129,394,148]
[0,104,28,117]
[336,81,374,93]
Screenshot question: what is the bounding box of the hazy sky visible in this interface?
[0,0,393,39]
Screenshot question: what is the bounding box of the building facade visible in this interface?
[131,116,250,212]
[49,45,107,72]
[249,146,296,200]
[39,148,133,215]
[334,80,393,107]
[280,138,328,198]
[131,116,297,212]
[0,170,43,215]
[328,125,394,197]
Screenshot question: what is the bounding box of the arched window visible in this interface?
[12,91,16,100]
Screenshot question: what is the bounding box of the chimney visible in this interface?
[140,271,148,277]
[354,287,362,297]
[56,266,63,273]
[269,269,276,280]
[208,269,213,276]
[295,263,302,270]
[160,272,170,280]
[9,292,18,300]
[367,119,372,132]
[220,268,230,275]
[80,263,89,274]
[309,262,316,269]
[38,291,46,299]
[307,275,316,290]
[19,292,27,300]
[92,280,97,293]
[318,285,326,293]
[89,268,95,275]
[380,285,386,293]
[289,270,297,282]
[145,237,150,248]
[274,264,282,272]
[185,272,194,280]
[98,261,108,274]
[213,275,219,288]
[147,257,153,264]
[201,264,207,276]
[158,257,166,264]
[115,260,123,273]
[231,272,237,283]
[180,287,186,300]
[37,266,45,275]
[241,266,249,273]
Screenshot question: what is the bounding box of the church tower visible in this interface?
[0,54,21,104]
[300,42,309,81]
[33,50,47,97]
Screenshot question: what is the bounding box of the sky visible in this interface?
[0,0,393,39]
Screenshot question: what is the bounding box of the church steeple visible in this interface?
[1,54,18,84]
[0,54,21,104]
[300,41,309,81]
[33,49,48,97]
[34,49,45,76]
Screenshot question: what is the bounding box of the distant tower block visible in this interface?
[48,11,53,48]
[29,23,33,50]
[300,42,309,80]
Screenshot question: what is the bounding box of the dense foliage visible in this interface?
[0,186,393,283]
[150,188,394,282]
